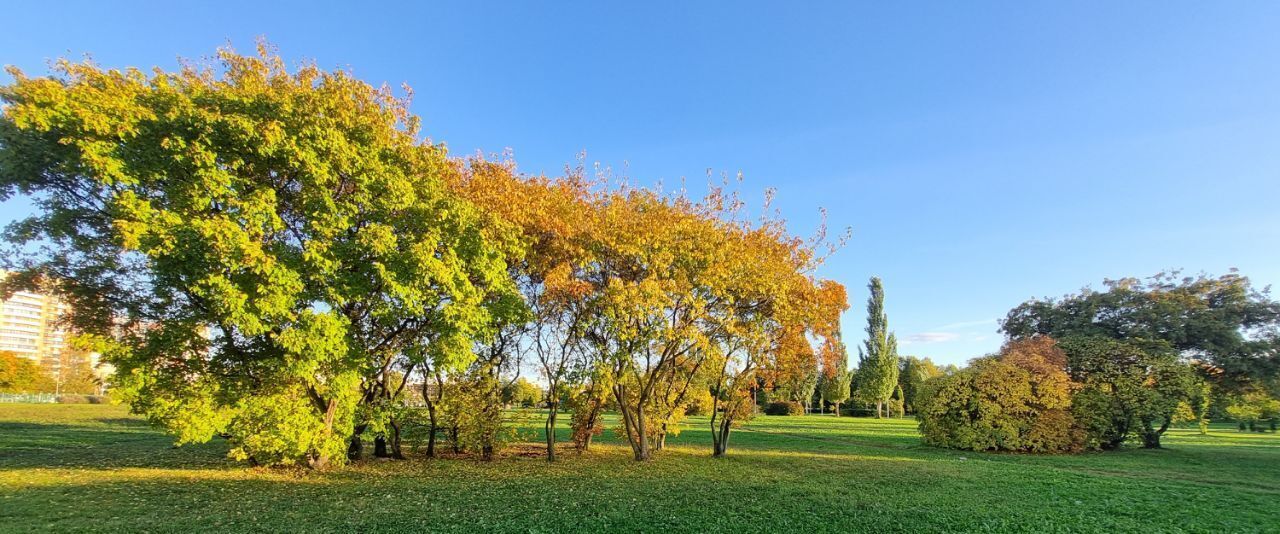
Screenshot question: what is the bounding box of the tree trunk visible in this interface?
[425,403,438,458]
[422,377,439,458]
[833,401,840,417]
[308,454,330,470]
[545,401,558,462]
[633,405,651,461]
[308,397,339,469]
[713,416,733,457]
[875,401,883,419]
[389,418,405,459]
[614,384,651,461]
[1141,433,1161,448]
[1142,418,1169,449]
[347,424,367,461]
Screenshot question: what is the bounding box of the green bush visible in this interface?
[1059,337,1201,449]
[917,338,1084,453]
[764,401,804,416]
[1070,387,1128,450]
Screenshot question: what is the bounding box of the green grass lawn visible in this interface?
[2,404,1278,533]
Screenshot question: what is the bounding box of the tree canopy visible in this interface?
[1001,272,1280,392]
[0,45,521,467]
[0,44,846,466]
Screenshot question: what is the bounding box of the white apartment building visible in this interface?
[0,271,115,386]
[0,281,71,364]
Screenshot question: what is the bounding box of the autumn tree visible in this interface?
[447,156,601,461]
[567,366,610,452]
[917,337,1084,453]
[576,189,724,461]
[770,326,820,410]
[0,351,53,393]
[46,349,101,396]
[818,337,853,416]
[856,277,899,418]
[707,196,846,455]
[0,45,520,467]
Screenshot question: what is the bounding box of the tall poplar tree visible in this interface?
[856,277,899,418]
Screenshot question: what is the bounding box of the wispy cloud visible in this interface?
[935,318,998,331]
[900,319,999,346]
[903,332,959,345]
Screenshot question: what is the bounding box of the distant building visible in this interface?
[0,276,70,362]
[0,270,112,388]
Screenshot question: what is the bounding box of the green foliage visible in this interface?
[1227,393,1280,431]
[111,367,235,446]
[899,356,942,414]
[1001,272,1280,391]
[0,45,520,467]
[776,367,819,407]
[1059,337,1201,449]
[503,377,542,408]
[887,384,905,418]
[764,400,805,416]
[917,339,1083,453]
[855,277,899,417]
[227,386,349,467]
[446,369,526,460]
[819,368,852,411]
[1190,380,1212,435]
[920,336,1202,452]
[1171,401,1198,428]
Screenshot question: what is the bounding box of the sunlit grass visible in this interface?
[2,404,1278,532]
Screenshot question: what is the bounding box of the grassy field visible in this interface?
[2,404,1278,533]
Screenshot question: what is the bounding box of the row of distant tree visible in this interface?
[914,272,1280,452]
[753,269,1280,453]
[749,276,951,419]
[0,350,100,395]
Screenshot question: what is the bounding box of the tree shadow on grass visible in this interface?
[0,420,230,470]
[94,417,150,427]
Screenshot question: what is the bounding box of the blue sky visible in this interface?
[3,1,1279,366]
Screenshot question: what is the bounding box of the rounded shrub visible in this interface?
[764,401,805,416]
[917,338,1085,453]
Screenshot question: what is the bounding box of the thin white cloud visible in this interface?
[936,318,998,331]
[903,332,960,345]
